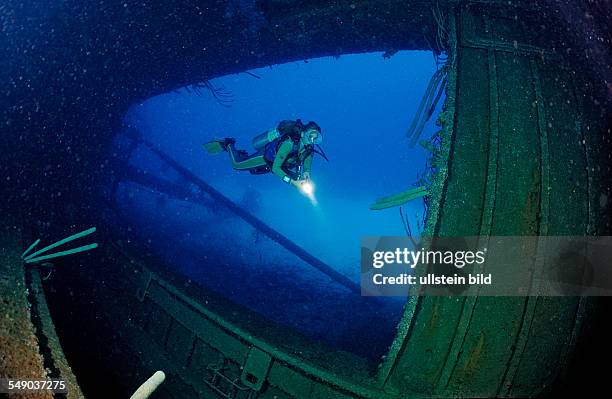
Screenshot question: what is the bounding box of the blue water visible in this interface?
[115,51,443,360]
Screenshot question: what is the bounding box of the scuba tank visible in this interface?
[252,128,280,150]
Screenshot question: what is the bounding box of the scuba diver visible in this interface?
[203,120,327,192]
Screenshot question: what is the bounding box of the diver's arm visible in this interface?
[271,139,296,184]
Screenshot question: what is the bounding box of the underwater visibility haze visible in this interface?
[107,51,442,361]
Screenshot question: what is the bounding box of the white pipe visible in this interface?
[130,371,166,399]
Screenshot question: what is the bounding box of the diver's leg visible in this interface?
[226,144,267,171]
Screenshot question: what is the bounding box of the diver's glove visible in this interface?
[289,179,305,189]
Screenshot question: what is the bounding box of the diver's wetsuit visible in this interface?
[226,120,314,181]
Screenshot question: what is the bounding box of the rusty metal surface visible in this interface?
[0,225,53,399]
[0,223,84,398]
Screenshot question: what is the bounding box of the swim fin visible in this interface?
[202,139,225,154]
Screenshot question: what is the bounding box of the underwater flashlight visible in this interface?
[300,180,314,196]
[299,180,317,205]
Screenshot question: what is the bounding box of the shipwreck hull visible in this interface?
[1,0,610,398]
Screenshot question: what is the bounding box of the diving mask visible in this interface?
[302,128,322,145]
